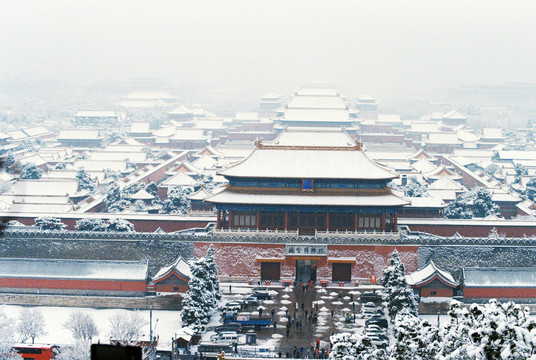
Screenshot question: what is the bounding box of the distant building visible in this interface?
[462,267,536,300]
[74,110,121,126]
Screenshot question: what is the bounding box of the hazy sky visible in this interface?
[2,0,536,99]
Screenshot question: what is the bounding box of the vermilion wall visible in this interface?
[0,278,147,292]
[464,287,536,299]
[404,223,536,237]
[194,243,418,280]
[420,288,453,297]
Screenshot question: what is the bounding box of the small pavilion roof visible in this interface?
[187,188,211,201]
[406,261,457,287]
[161,172,196,187]
[130,189,155,200]
[153,257,191,281]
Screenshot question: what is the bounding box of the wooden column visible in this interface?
[380,213,386,232]
[326,213,330,231]
[216,210,221,229]
[256,211,260,230]
[393,212,398,231]
[229,210,233,230]
[354,213,358,232]
[284,212,289,230]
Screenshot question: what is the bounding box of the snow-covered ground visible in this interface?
[2,305,181,349]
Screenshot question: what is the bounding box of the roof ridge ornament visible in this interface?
[255,138,264,149]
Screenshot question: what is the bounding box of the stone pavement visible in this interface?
[240,284,366,357]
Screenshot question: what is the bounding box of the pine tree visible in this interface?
[76,168,96,191]
[5,152,15,172]
[35,217,67,231]
[381,250,417,320]
[181,258,214,331]
[329,333,386,360]
[20,163,43,179]
[389,309,439,360]
[205,244,221,303]
[472,188,499,218]
[107,218,135,232]
[75,218,108,232]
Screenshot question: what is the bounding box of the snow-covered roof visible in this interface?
[427,133,461,145]
[153,257,191,281]
[170,129,207,141]
[283,108,351,123]
[463,267,536,288]
[74,160,126,172]
[23,126,51,137]
[8,202,74,213]
[498,151,536,161]
[427,189,458,202]
[406,261,457,287]
[407,197,446,208]
[192,155,217,170]
[19,154,47,167]
[412,159,438,174]
[443,110,467,120]
[130,189,155,200]
[89,152,146,162]
[10,179,79,197]
[129,122,151,133]
[218,145,398,180]
[58,130,100,140]
[261,92,280,100]
[428,177,464,191]
[286,95,347,110]
[0,258,148,281]
[168,106,193,116]
[187,188,211,201]
[76,110,118,118]
[270,128,355,147]
[161,172,196,187]
[206,188,409,207]
[482,128,503,139]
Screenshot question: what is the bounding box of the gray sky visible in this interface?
[2,0,536,99]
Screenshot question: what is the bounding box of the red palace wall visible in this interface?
[194,243,418,280]
[0,278,147,292]
[403,223,536,238]
[464,287,536,299]
[420,288,453,297]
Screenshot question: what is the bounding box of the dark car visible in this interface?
[252,292,271,300]
[252,286,268,293]
[214,323,243,334]
[365,317,388,328]
[361,292,383,304]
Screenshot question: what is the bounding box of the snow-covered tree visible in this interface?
[401,176,428,198]
[17,308,46,344]
[76,168,96,191]
[35,217,67,231]
[205,245,221,303]
[108,311,147,343]
[181,255,219,331]
[484,163,500,177]
[107,218,135,232]
[145,182,158,197]
[445,195,473,219]
[437,300,536,360]
[194,174,216,192]
[105,184,130,212]
[75,218,108,232]
[54,162,66,170]
[5,152,15,172]
[104,168,120,181]
[0,308,22,358]
[329,333,385,360]
[55,340,90,360]
[514,163,528,184]
[472,188,498,218]
[381,250,417,320]
[524,177,536,201]
[19,163,42,179]
[389,309,439,360]
[159,186,190,214]
[64,311,98,342]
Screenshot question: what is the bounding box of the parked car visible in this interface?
[222,302,242,313]
[361,292,383,304]
[214,323,243,334]
[252,292,271,300]
[368,335,389,348]
[252,286,268,293]
[365,317,388,328]
[210,331,238,344]
[242,296,260,307]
